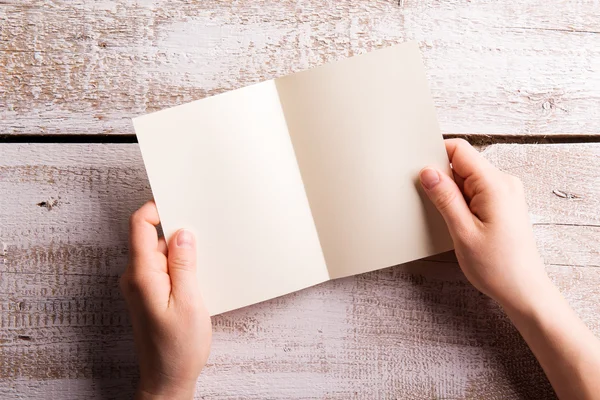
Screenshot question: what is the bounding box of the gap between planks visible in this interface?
[1,133,600,145]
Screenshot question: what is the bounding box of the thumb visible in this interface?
[167,229,199,299]
[419,168,474,237]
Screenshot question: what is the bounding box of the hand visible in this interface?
[121,201,212,400]
[420,139,600,399]
[419,139,550,310]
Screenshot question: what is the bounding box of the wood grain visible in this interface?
[1,0,599,137]
[0,143,598,399]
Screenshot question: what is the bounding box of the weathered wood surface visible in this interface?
[0,143,598,399]
[1,0,600,137]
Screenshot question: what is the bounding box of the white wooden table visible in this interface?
[1,1,599,399]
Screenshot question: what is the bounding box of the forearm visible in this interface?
[503,275,600,399]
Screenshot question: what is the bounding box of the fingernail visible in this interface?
[176,229,194,248]
[420,168,440,189]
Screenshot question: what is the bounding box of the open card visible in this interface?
[133,41,453,315]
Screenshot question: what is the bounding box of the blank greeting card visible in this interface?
[133,41,453,315]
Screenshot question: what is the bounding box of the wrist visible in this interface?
[135,379,196,400]
[135,388,194,400]
[500,273,561,325]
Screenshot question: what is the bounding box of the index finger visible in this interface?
[129,200,161,261]
[445,138,494,180]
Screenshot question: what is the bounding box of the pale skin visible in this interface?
[121,205,211,400]
[123,138,600,399]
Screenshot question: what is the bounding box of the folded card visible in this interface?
[133,41,453,316]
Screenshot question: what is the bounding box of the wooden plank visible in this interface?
[0,143,598,399]
[1,0,599,136]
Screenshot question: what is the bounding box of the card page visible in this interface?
[134,81,329,315]
[275,42,454,279]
